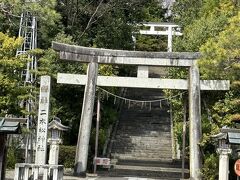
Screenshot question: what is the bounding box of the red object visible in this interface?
[95,157,110,166]
[234,159,240,176]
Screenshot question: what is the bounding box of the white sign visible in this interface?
[95,157,110,166]
[35,76,51,165]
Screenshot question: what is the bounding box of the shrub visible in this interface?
[59,145,76,168]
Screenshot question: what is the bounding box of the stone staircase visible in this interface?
[107,88,189,179]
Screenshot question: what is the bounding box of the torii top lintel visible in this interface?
[52,42,201,67]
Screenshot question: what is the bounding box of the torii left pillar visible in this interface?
[74,62,98,176]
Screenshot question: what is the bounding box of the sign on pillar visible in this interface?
[35,76,51,165]
[235,159,240,177]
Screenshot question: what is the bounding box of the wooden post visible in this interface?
[0,134,7,180]
[75,62,98,175]
[167,26,173,52]
[24,118,29,163]
[94,95,100,174]
[189,62,202,180]
[182,98,187,179]
[170,102,175,159]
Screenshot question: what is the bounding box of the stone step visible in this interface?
[114,164,189,173]
[118,123,170,126]
[112,153,172,161]
[112,145,172,150]
[115,134,171,138]
[121,113,170,117]
[111,142,172,149]
[109,166,189,180]
[107,165,189,179]
[119,119,170,123]
[111,151,172,156]
[111,152,172,158]
[112,142,172,147]
[111,148,172,154]
[118,124,170,128]
[112,148,172,152]
[115,133,171,137]
[112,138,172,143]
[111,144,172,149]
[115,159,189,169]
[116,126,171,129]
[109,87,179,179]
[112,142,172,148]
[116,127,171,132]
[119,117,170,121]
[120,116,170,120]
[112,143,172,149]
[115,135,171,138]
[118,119,170,123]
[112,153,172,160]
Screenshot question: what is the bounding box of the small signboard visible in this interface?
[95,157,110,166]
[234,159,240,176]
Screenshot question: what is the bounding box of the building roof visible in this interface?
[0,117,21,134]
[212,127,240,144]
[48,119,69,131]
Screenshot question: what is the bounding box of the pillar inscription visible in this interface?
[35,76,51,165]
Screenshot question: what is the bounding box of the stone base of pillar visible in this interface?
[73,168,86,178]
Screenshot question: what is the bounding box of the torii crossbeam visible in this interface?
[52,42,230,180]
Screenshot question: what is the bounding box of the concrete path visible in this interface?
[6,170,157,180]
[64,177,155,180]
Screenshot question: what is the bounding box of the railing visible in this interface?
[14,163,63,180]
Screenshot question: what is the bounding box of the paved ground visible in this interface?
[6,170,157,180]
[64,177,155,180]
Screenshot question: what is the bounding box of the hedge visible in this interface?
[59,145,76,168]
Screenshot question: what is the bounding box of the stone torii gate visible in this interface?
[52,42,230,180]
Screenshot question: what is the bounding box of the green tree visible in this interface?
[56,0,165,48]
[173,0,236,52]
[199,11,240,143]
[0,0,61,47]
[0,32,26,115]
[170,1,239,178]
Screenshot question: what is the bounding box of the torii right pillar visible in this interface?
[189,61,202,179]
